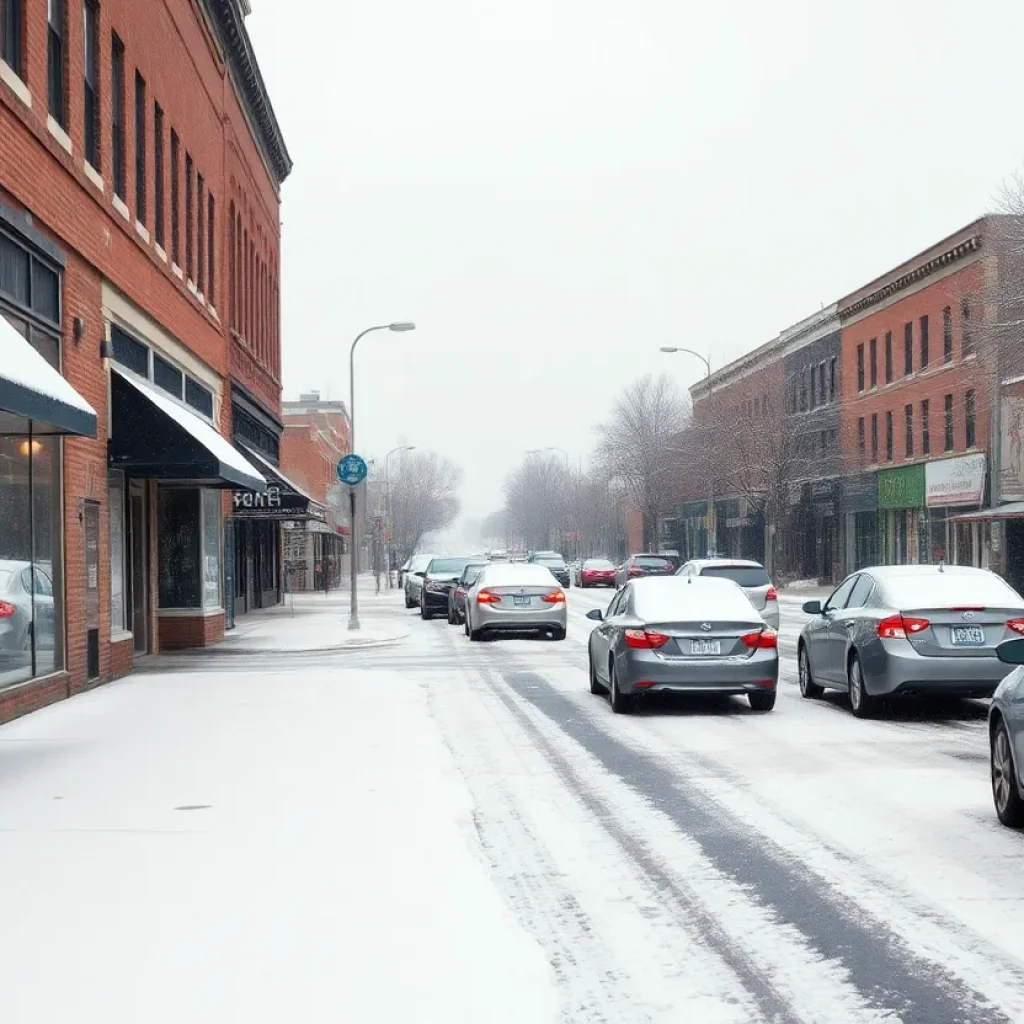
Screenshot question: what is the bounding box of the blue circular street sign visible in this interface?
[337,454,368,486]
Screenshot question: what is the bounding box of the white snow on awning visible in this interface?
[112,367,265,488]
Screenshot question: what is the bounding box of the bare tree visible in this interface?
[503,455,569,551]
[595,374,689,549]
[389,451,462,558]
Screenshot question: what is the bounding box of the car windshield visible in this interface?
[881,571,1024,609]
[537,556,565,567]
[584,559,614,569]
[428,558,472,574]
[634,556,673,569]
[409,555,432,571]
[700,565,771,587]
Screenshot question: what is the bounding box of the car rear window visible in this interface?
[537,557,566,568]
[700,565,771,587]
[428,558,471,574]
[632,577,759,622]
[584,559,614,569]
[880,571,1024,610]
[634,556,673,569]
[480,564,558,588]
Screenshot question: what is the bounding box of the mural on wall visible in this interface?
[1002,398,1024,502]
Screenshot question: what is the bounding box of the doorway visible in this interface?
[127,480,149,654]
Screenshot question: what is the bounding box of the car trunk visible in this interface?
[902,606,1024,658]
[485,583,561,612]
[640,618,763,659]
[742,584,770,611]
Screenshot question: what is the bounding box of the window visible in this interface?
[83,0,99,168]
[856,343,865,392]
[185,152,193,280]
[153,352,183,397]
[228,202,236,327]
[110,325,148,375]
[922,399,930,454]
[109,471,126,630]
[157,488,220,609]
[817,363,825,405]
[207,193,215,307]
[870,413,878,462]
[829,356,836,402]
[884,332,892,383]
[966,389,976,448]
[202,489,221,608]
[943,306,952,363]
[884,410,893,461]
[196,173,204,294]
[2,0,23,75]
[819,429,827,455]
[185,376,213,418]
[869,338,877,389]
[943,393,954,451]
[111,33,125,198]
[847,574,874,609]
[904,322,913,375]
[134,72,146,223]
[920,315,929,368]
[47,0,66,125]
[170,129,179,264]
[962,298,974,355]
[154,103,164,246]
[806,366,814,410]
[905,404,913,457]
[800,368,807,411]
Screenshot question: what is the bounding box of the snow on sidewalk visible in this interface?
[0,659,558,1023]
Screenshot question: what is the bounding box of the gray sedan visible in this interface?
[465,563,567,641]
[990,637,1024,828]
[0,560,55,660]
[675,558,779,630]
[586,575,778,714]
[798,564,1024,718]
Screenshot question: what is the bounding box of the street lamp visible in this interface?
[384,445,416,588]
[661,346,715,557]
[347,321,416,630]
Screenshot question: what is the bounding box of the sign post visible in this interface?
[337,454,369,629]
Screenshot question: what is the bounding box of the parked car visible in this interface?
[530,552,570,587]
[676,559,779,629]
[798,564,1024,718]
[419,556,476,620]
[0,560,55,659]
[990,637,1024,828]
[614,553,677,588]
[585,575,778,714]
[465,563,567,641]
[403,553,434,608]
[576,558,617,588]
[448,562,487,625]
[397,557,412,588]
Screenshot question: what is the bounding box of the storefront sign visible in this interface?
[925,453,987,507]
[1002,397,1024,501]
[877,464,925,510]
[232,484,328,522]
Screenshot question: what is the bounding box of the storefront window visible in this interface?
[109,471,126,629]
[158,487,222,609]
[202,489,221,608]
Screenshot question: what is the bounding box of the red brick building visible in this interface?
[0,0,290,722]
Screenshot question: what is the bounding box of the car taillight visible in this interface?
[0,601,14,618]
[1007,618,1024,636]
[765,585,778,602]
[741,628,777,649]
[624,629,669,649]
[477,589,502,604]
[629,566,643,576]
[541,589,565,603]
[877,614,930,639]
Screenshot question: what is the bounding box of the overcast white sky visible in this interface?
[247,0,1024,519]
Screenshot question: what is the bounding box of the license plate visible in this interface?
[690,639,721,655]
[513,595,531,607]
[951,626,985,646]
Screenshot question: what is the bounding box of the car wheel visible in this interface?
[420,601,431,620]
[551,628,566,641]
[404,590,415,609]
[847,654,877,719]
[464,614,471,638]
[609,661,633,714]
[798,645,824,699]
[992,719,1024,828]
[589,646,606,695]
[748,689,776,712]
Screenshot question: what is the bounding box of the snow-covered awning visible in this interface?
[0,314,97,436]
[948,501,1024,522]
[109,367,265,491]
[232,443,329,522]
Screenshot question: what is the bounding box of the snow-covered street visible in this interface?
[2,585,1024,1023]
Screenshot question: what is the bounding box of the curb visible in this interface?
[170,633,410,657]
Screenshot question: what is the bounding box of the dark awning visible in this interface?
[0,314,97,436]
[948,501,1024,523]
[109,367,265,490]
[231,443,329,521]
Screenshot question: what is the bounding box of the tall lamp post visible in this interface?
[527,446,571,554]
[384,444,416,588]
[660,347,715,557]
[347,322,416,629]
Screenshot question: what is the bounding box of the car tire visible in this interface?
[420,601,432,620]
[798,645,824,699]
[609,661,633,714]
[847,654,877,719]
[589,647,606,695]
[748,689,776,712]
[447,604,456,625]
[551,628,566,641]
[404,590,415,609]
[992,718,1024,828]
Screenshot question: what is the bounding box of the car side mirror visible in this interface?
[414,571,425,578]
[802,600,822,615]
[997,637,1024,665]
[586,608,603,621]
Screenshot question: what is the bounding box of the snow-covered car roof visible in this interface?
[476,563,559,588]
[630,575,760,622]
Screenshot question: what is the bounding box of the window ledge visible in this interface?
[0,60,31,108]
[112,195,130,222]
[197,290,205,304]
[209,305,219,322]
[964,352,978,362]
[83,160,104,192]
[154,242,167,262]
[135,220,150,244]
[110,629,134,644]
[186,278,198,295]
[171,262,183,280]
[157,607,225,618]
[46,115,72,154]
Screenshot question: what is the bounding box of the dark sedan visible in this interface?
[614,553,677,589]
[420,557,475,620]
[532,554,570,588]
[447,562,487,625]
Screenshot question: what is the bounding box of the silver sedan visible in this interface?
[990,637,1024,828]
[798,564,1024,718]
[464,563,567,641]
[586,575,779,714]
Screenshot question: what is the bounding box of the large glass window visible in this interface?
[109,471,126,630]
[203,489,221,608]
[157,488,222,609]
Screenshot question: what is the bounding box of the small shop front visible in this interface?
[787,479,841,583]
[877,463,926,565]
[924,453,988,567]
[842,472,879,574]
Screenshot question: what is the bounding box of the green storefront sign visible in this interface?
[877,464,925,509]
